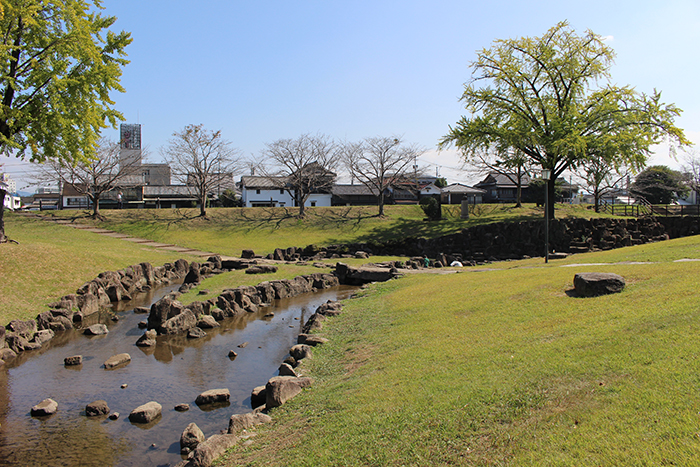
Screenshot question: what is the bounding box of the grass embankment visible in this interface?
[36,203,612,258]
[217,235,700,466]
[0,214,202,324]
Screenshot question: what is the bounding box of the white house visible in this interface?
[240,176,332,208]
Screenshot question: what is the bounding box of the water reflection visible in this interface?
[0,283,355,467]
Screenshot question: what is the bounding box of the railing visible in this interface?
[601,198,699,217]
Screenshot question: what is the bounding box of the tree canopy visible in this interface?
[0,0,130,243]
[630,165,688,204]
[441,21,689,218]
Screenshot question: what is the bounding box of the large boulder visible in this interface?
[186,434,239,467]
[573,272,626,297]
[335,262,397,285]
[197,315,219,329]
[7,319,37,340]
[250,386,266,409]
[180,422,205,454]
[289,344,312,361]
[227,412,272,434]
[195,388,230,406]
[128,401,162,423]
[160,309,197,335]
[5,332,30,353]
[265,376,313,409]
[32,329,55,346]
[31,398,58,416]
[147,296,185,331]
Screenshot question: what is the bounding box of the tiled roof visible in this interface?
[240,176,286,189]
[441,183,486,194]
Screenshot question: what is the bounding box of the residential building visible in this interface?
[475,173,531,203]
[440,183,486,205]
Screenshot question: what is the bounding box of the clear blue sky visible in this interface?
[2,0,699,191]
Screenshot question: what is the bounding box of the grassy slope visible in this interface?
[217,235,700,466]
[36,203,612,257]
[0,214,201,323]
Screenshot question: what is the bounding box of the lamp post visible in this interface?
[542,169,551,263]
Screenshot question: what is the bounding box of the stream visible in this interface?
[0,283,357,467]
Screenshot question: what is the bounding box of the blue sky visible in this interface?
[2,0,700,191]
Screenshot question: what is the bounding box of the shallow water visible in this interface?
[0,283,356,467]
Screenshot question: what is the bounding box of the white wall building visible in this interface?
[240,176,332,208]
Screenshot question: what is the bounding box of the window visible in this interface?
[256,189,261,194]
[280,189,284,194]
[310,201,316,207]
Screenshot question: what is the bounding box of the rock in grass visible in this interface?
[573,272,626,297]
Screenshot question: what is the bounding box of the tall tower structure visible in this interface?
[119,123,142,168]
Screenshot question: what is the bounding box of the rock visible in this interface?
[104,353,131,369]
[278,362,298,377]
[245,265,278,274]
[83,324,109,336]
[187,434,239,467]
[121,384,128,389]
[147,296,185,332]
[7,319,37,340]
[334,262,396,285]
[250,386,266,409]
[237,342,248,348]
[195,388,230,406]
[197,315,219,329]
[0,348,16,362]
[5,332,30,353]
[289,344,312,361]
[241,249,255,259]
[133,306,150,314]
[31,329,55,346]
[297,334,329,346]
[86,400,110,417]
[187,327,207,339]
[301,313,326,333]
[128,401,162,423]
[181,422,206,454]
[137,320,148,329]
[227,350,238,359]
[136,329,158,347]
[174,403,190,412]
[64,355,82,366]
[160,309,197,335]
[573,272,626,297]
[31,398,58,416]
[265,376,313,409]
[183,262,202,285]
[316,300,343,316]
[109,412,120,420]
[227,412,272,434]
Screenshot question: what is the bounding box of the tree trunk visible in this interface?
[0,189,6,243]
[378,192,385,217]
[200,194,207,217]
[91,195,100,217]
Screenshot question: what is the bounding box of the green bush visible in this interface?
[419,196,442,220]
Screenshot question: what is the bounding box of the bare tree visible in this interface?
[161,124,241,217]
[261,134,339,218]
[681,150,700,203]
[341,136,424,216]
[576,158,629,212]
[36,138,141,218]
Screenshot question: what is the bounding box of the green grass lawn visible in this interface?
[32,203,613,257]
[4,205,696,465]
[0,213,202,323]
[216,235,700,466]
